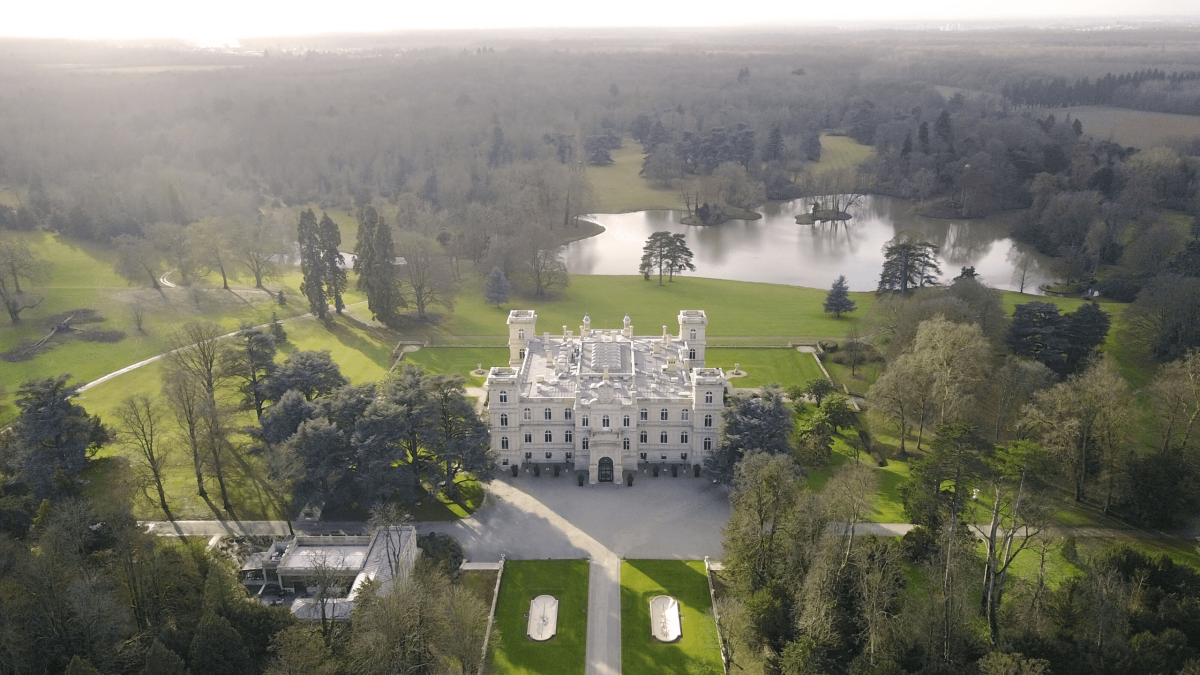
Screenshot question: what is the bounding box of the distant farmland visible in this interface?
[1060,106,1200,150]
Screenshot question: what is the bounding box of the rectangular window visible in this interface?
[566,452,572,459]
[582,415,589,427]
[640,452,647,460]
[660,453,667,460]
[582,438,589,450]
[544,408,552,420]
[640,409,648,421]
[502,458,509,465]
[660,409,668,421]
[545,452,552,459]
[681,453,688,460]
[565,409,573,420]
[524,433,532,443]
[525,452,532,459]
[681,432,689,444]
[523,408,532,420]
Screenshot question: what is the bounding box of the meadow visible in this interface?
[1057,106,1200,150]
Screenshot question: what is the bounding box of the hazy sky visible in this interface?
[5,0,1200,41]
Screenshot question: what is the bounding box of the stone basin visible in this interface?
[527,595,558,641]
[649,595,681,642]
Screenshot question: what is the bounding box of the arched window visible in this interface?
[565,430,573,443]
[689,329,697,340]
[640,408,648,421]
[703,437,712,451]
[582,415,589,427]
[499,390,507,403]
[660,408,668,421]
[518,329,525,340]
[688,349,696,360]
[704,414,713,427]
[544,408,552,420]
[501,437,509,450]
[705,391,713,404]
[639,431,648,443]
[681,432,689,444]
[544,430,553,442]
[681,409,689,421]
[601,415,610,428]
[623,438,630,450]
[523,408,531,420]
[623,415,630,427]
[499,414,509,427]
[565,409,573,420]
[582,438,589,450]
[660,431,668,444]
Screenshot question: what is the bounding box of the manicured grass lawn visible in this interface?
[705,348,826,389]
[586,139,686,214]
[492,560,590,675]
[621,560,723,675]
[282,308,396,384]
[460,569,498,604]
[812,134,875,175]
[404,347,510,385]
[427,275,874,342]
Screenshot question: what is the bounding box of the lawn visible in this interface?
[403,347,510,386]
[426,275,874,343]
[801,429,911,523]
[621,559,723,675]
[491,560,590,675]
[812,134,875,175]
[705,348,827,389]
[0,232,322,423]
[586,139,687,214]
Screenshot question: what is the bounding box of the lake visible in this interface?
[567,195,1055,293]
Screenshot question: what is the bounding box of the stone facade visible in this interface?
[485,310,728,484]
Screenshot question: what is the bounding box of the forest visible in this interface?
[3,24,1200,675]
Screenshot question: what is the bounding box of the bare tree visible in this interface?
[162,367,208,499]
[852,536,902,666]
[236,214,284,289]
[114,395,174,520]
[825,463,878,578]
[130,299,147,333]
[396,233,455,320]
[521,239,569,298]
[0,235,47,322]
[165,321,233,407]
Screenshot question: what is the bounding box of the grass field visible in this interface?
[1057,106,1200,150]
[813,134,876,175]
[705,348,827,389]
[621,560,723,675]
[422,275,875,342]
[492,560,590,675]
[587,140,687,214]
[403,347,510,386]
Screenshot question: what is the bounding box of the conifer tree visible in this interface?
[318,212,347,314]
[483,266,511,307]
[666,233,696,282]
[297,209,326,320]
[353,205,403,326]
[878,234,941,293]
[823,275,857,318]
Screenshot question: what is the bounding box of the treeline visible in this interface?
[710,274,1200,674]
[0,326,492,674]
[1002,68,1200,112]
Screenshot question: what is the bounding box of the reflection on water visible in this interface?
[566,195,1054,293]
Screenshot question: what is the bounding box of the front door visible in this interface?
[597,457,614,483]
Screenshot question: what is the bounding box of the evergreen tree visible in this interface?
[353,205,403,326]
[230,324,277,419]
[317,212,347,314]
[707,386,793,483]
[297,209,326,320]
[142,639,186,675]
[639,231,673,285]
[483,266,511,307]
[1007,301,1071,375]
[823,275,857,318]
[901,132,913,157]
[1064,301,1111,374]
[918,120,930,154]
[877,235,941,293]
[188,614,252,675]
[6,375,107,498]
[666,233,696,281]
[765,125,784,162]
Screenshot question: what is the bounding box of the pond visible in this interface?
[567,195,1056,293]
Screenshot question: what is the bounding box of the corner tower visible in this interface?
[507,310,537,366]
[678,309,708,367]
